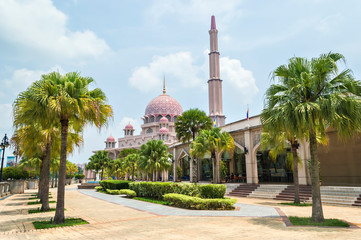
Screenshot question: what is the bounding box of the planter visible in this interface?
[27,179,39,189]
[9,180,25,194]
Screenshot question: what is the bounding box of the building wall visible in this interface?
[318,130,361,186]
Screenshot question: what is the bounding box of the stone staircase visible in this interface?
[227,184,361,207]
[275,185,312,202]
[320,186,361,206]
[353,194,361,207]
[228,184,259,197]
[248,184,288,199]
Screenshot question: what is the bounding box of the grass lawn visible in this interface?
[33,218,88,229]
[31,193,52,197]
[280,202,312,207]
[28,208,56,214]
[289,216,350,227]
[133,197,173,206]
[29,196,53,200]
[28,201,56,205]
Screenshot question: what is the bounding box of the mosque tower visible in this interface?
[208,15,225,127]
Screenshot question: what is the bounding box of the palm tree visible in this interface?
[50,158,60,188]
[23,71,112,224]
[138,140,172,181]
[190,128,234,183]
[175,108,213,182]
[88,151,112,180]
[123,153,140,181]
[264,52,361,222]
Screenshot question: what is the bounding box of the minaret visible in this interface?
[208,15,225,127]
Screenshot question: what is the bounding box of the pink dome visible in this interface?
[125,123,133,129]
[145,94,183,116]
[159,127,169,133]
[159,116,169,123]
[106,136,115,142]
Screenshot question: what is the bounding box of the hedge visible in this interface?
[105,189,136,197]
[163,193,236,210]
[100,180,131,190]
[95,186,103,191]
[129,182,200,200]
[198,184,226,198]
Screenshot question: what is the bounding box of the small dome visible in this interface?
[106,136,115,142]
[159,127,169,133]
[159,116,169,123]
[125,123,134,130]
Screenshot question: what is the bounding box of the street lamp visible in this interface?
[0,134,10,182]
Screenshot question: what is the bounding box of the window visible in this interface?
[157,115,162,122]
[150,116,155,122]
[173,116,177,122]
[147,128,153,134]
[166,115,171,122]
[145,117,148,123]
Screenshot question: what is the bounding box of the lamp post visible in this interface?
[0,134,10,182]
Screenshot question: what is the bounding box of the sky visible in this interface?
[1,0,361,164]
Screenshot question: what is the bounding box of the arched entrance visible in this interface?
[231,146,246,182]
[257,150,294,183]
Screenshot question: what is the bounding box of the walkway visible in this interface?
[80,189,279,217]
[0,185,360,240]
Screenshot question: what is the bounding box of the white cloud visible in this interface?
[129,52,203,92]
[220,57,258,100]
[0,0,110,59]
[315,14,343,33]
[148,0,243,25]
[3,65,65,95]
[117,117,141,136]
[0,104,13,132]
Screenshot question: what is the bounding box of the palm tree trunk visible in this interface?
[309,130,324,222]
[40,141,51,211]
[54,119,69,224]
[132,166,135,181]
[291,141,300,204]
[101,168,104,180]
[38,160,44,199]
[55,171,58,187]
[51,171,54,188]
[215,153,221,184]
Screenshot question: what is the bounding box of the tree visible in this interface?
[190,128,234,183]
[138,140,172,181]
[23,71,112,224]
[88,151,112,180]
[66,161,78,179]
[175,108,213,143]
[123,153,140,181]
[175,108,212,182]
[263,52,361,222]
[50,158,60,188]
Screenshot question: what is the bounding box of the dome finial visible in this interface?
[163,76,166,94]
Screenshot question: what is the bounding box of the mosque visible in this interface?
[99,16,361,187]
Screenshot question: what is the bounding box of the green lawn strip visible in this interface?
[33,218,88,229]
[28,208,56,214]
[280,202,312,207]
[133,197,173,206]
[289,216,350,227]
[29,196,53,200]
[31,193,52,197]
[28,201,56,205]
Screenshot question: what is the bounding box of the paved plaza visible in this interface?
[0,185,360,240]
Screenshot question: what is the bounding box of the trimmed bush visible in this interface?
[163,193,236,210]
[119,189,136,198]
[106,189,120,195]
[95,186,103,191]
[198,184,226,198]
[3,166,29,180]
[100,180,131,190]
[129,182,200,200]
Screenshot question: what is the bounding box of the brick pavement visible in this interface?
[0,184,360,240]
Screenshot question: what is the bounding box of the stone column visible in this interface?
[298,140,311,185]
[245,129,258,184]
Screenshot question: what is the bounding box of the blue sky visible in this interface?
[1,0,361,164]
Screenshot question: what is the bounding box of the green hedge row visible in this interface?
[198,184,226,199]
[105,189,136,197]
[163,193,236,210]
[129,182,224,200]
[100,180,131,190]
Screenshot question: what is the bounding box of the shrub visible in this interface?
[95,186,103,191]
[163,193,236,210]
[75,174,85,180]
[129,182,200,200]
[100,180,131,190]
[119,189,136,198]
[3,166,29,180]
[106,189,120,195]
[198,184,226,198]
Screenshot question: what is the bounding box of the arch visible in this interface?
[173,116,178,122]
[150,116,155,122]
[146,128,153,134]
[144,117,148,124]
[166,115,171,122]
[157,115,162,122]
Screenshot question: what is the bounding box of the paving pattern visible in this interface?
[80,189,280,217]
